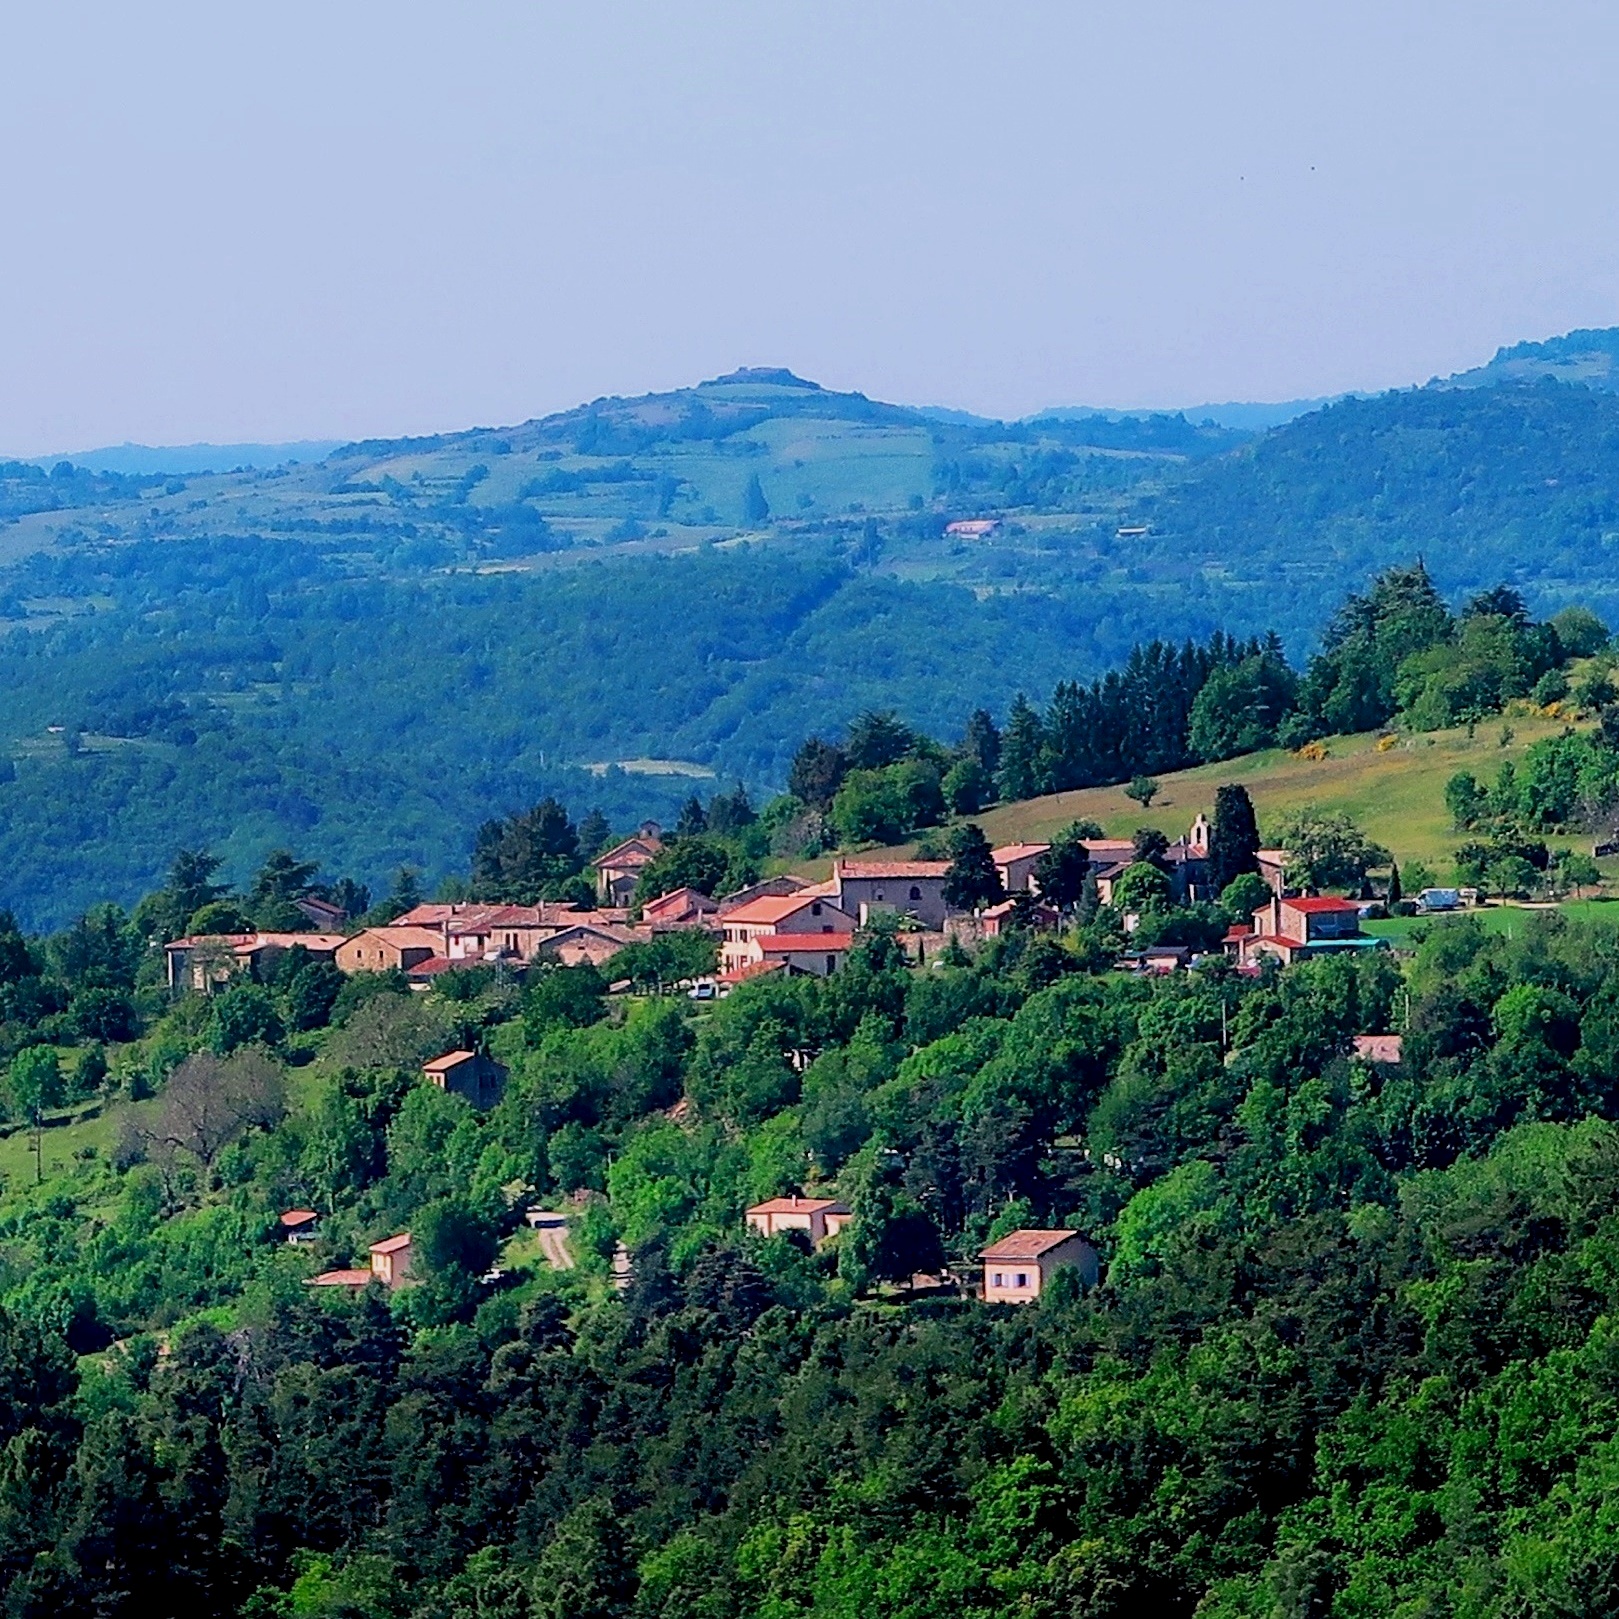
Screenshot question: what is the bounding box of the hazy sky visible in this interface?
[3,2,1618,454]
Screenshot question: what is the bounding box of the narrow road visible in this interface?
[526,1211,575,1271]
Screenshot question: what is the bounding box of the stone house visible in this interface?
[592,824,664,905]
[829,859,952,929]
[334,927,445,975]
[166,932,346,994]
[423,1049,508,1108]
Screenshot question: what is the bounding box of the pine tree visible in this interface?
[997,695,1048,802]
[1386,861,1402,905]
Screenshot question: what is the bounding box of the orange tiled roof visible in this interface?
[747,1196,849,1216]
[724,894,851,927]
[979,1229,1087,1261]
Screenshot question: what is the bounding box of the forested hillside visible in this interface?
[9,347,1619,924]
[6,879,1619,1615]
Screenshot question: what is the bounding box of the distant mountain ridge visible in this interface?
[5,327,1619,925]
[30,440,343,476]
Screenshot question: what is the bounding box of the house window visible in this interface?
[992,1272,1003,1287]
[876,890,886,902]
[811,902,821,916]
[1015,1272,1029,1288]
[825,955,835,974]
[910,886,922,901]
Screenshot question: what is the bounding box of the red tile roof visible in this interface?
[369,1233,412,1255]
[306,1269,372,1288]
[167,931,347,953]
[643,886,720,917]
[405,956,458,977]
[1352,1034,1404,1064]
[979,1229,1088,1261]
[746,1196,850,1215]
[717,960,786,984]
[760,934,858,954]
[835,859,950,879]
[1284,896,1361,913]
[423,1050,476,1072]
[992,843,1051,862]
[280,1209,319,1227]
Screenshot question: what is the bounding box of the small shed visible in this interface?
[280,1209,320,1244]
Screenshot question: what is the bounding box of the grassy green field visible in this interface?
[0,1100,128,1196]
[942,716,1589,878]
[1361,897,1619,946]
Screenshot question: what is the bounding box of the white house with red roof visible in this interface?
[719,892,853,975]
[759,935,857,977]
[980,1229,1098,1303]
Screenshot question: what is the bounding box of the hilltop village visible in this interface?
[162,811,1382,1003]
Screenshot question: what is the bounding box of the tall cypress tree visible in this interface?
[1207,784,1261,894]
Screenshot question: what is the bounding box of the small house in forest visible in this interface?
[745,1195,852,1246]
[423,1050,507,1108]
[979,1230,1098,1303]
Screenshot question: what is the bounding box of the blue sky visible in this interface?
[2,1,1617,453]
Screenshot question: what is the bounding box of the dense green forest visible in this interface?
[10,351,1619,925]
[9,847,1619,1613]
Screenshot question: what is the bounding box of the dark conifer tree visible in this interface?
[997,695,1048,802]
[1207,783,1261,894]
[942,824,1004,911]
